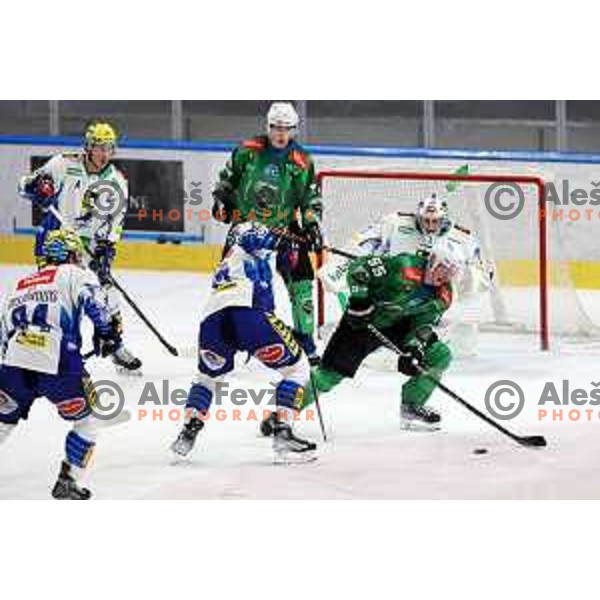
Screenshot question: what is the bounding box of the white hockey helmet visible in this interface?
[416,193,450,234]
[425,237,464,285]
[266,102,299,132]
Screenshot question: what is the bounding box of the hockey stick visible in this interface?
[308,370,327,442]
[280,264,327,442]
[271,225,359,263]
[47,205,179,356]
[366,324,547,448]
[264,227,329,440]
[324,246,358,261]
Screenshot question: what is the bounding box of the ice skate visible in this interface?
[273,419,317,464]
[51,461,92,500]
[171,417,204,458]
[400,404,441,432]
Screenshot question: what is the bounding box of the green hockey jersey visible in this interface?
[346,253,453,330]
[215,136,321,228]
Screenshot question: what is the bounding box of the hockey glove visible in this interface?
[23,174,57,208]
[237,225,278,256]
[90,240,116,286]
[302,220,324,253]
[414,324,439,346]
[93,326,122,358]
[397,342,425,377]
[212,181,235,224]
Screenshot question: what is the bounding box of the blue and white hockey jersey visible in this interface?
[0,264,111,375]
[203,244,276,319]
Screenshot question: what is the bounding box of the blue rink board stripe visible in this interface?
[2,134,600,165]
[13,226,205,243]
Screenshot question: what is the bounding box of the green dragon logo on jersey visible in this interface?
[253,181,279,211]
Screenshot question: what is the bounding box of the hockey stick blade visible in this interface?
[367,324,547,450]
[517,435,547,448]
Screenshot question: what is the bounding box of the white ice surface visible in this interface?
[2,264,600,499]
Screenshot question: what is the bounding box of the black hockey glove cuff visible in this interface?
[397,343,425,377]
[93,327,122,358]
[90,240,116,286]
[302,221,324,252]
[212,182,235,224]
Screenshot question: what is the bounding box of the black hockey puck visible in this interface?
[473,448,488,455]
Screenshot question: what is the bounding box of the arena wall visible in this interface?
[1,136,599,287]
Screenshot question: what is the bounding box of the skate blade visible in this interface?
[400,420,441,432]
[114,366,143,377]
[170,442,194,459]
[273,450,318,465]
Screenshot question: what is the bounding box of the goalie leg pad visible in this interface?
[402,341,452,407]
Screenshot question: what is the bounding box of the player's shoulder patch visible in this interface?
[60,151,82,161]
[452,222,472,235]
[16,267,58,291]
[289,149,310,170]
[242,136,267,151]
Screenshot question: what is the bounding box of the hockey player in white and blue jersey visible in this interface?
[0,228,122,499]
[170,222,317,462]
[18,122,142,372]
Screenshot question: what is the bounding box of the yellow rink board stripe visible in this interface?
[494,260,600,289]
[0,236,222,273]
[2,236,600,289]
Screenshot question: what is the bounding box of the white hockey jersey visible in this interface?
[202,246,275,320]
[19,152,128,246]
[321,212,492,298]
[0,264,110,375]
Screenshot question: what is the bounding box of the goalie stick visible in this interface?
[47,205,179,356]
[366,324,547,448]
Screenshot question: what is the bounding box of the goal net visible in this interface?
[316,169,600,351]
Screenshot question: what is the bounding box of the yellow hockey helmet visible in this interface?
[84,122,118,149]
[43,228,84,264]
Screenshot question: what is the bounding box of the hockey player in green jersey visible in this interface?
[211,102,323,363]
[261,238,463,434]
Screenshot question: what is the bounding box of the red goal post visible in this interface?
[315,169,549,350]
